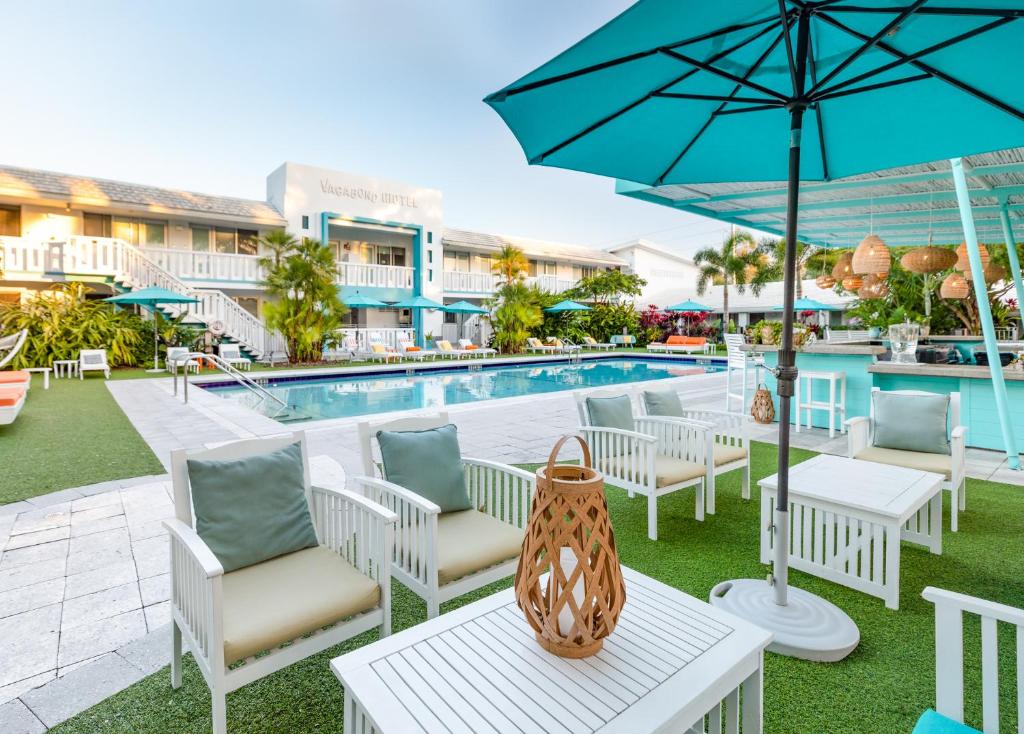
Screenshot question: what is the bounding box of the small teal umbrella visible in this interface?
[105,287,199,372]
[444,300,489,314]
[544,299,591,313]
[773,297,840,312]
[392,295,445,309]
[665,299,712,312]
[343,292,388,308]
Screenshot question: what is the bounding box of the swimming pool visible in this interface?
[203,357,724,422]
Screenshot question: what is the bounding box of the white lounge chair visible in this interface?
[457,338,496,357]
[574,388,713,541]
[217,343,252,371]
[167,432,396,734]
[434,340,473,359]
[525,337,560,354]
[847,388,967,531]
[358,342,401,363]
[647,336,709,354]
[914,586,1024,734]
[166,347,200,375]
[634,385,752,507]
[581,335,614,350]
[398,339,438,361]
[255,350,288,367]
[78,349,110,379]
[356,412,534,618]
[0,385,27,425]
[0,329,28,369]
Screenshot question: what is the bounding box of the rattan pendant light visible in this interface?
[852,234,891,275]
[940,272,969,299]
[900,246,957,274]
[984,262,1008,283]
[815,273,836,289]
[858,273,888,299]
[955,241,990,272]
[841,274,864,291]
[831,251,854,281]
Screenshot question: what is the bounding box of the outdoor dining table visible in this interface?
[759,455,944,610]
[330,566,772,733]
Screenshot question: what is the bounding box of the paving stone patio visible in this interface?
[0,369,1019,731]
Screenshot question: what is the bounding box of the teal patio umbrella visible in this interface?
[343,292,388,308]
[392,295,445,310]
[544,299,591,313]
[664,299,712,312]
[773,297,839,312]
[105,287,199,372]
[444,300,489,341]
[486,1,1024,662]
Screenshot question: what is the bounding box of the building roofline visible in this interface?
[604,238,696,266]
[442,227,627,266]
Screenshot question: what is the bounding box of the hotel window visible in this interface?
[191,225,211,252]
[444,251,471,272]
[376,245,406,267]
[0,205,20,236]
[237,229,258,256]
[573,264,596,280]
[233,296,259,318]
[82,213,111,238]
[112,217,167,246]
[214,228,236,254]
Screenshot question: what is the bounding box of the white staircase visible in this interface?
[0,236,285,358]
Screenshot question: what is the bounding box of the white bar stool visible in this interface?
[795,370,847,437]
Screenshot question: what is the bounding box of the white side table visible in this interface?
[795,369,847,437]
[53,360,78,379]
[759,454,944,610]
[24,367,51,389]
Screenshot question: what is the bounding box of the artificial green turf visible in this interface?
[0,376,164,504]
[51,442,1024,733]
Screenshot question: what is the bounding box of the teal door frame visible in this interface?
[320,212,425,346]
[997,198,1024,326]
[951,158,1020,470]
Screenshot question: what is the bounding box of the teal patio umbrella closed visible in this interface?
[105,287,199,372]
[486,1,1024,662]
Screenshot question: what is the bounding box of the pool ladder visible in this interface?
[171,352,287,409]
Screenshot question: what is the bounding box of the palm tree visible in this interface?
[693,230,765,326]
[753,237,828,298]
[491,244,530,287]
[257,229,299,271]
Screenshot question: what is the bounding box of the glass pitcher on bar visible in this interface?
[889,322,921,364]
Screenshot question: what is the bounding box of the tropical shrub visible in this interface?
[0,282,149,368]
[489,281,543,353]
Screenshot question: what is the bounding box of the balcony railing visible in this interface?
[140,248,264,283]
[528,275,578,293]
[442,270,579,294]
[337,261,414,290]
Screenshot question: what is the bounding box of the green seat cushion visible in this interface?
[642,389,684,418]
[586,395,634,431]
[377,424,471,513]
[873,392,951,455]
[187,442,319,573]
[911,710,980,734]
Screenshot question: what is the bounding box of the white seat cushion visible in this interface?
[854,446,952,480]
[653,456,707,487]
[713,444,747,467]
[437,510,524,586]
[222,545,380,664]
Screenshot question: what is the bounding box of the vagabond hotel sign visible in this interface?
[320,179,417,208]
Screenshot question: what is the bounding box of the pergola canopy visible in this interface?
[617,147,1024,248]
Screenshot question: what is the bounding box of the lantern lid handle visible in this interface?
[546,434,592,477]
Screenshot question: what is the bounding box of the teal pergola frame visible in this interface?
[618,151,1024,469]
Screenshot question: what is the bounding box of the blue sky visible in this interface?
[1,1,734,254]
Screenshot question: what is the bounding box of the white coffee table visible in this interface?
[331,566,772,733]
[759,454,944,610]
[53,360,78,379]
[24,367,51,389]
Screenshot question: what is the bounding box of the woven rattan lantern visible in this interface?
[940,272,969,299]
[900,246,957,274]
[955,241,990,272]
[859,273,889,299]
[984,262,1008,283]
[831,251,854,281]
[815,274,836,289]
[516,435,625,658]
[841,274,864,291]
[852,234,891,275]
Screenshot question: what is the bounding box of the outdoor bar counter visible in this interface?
[744,343,1024,452]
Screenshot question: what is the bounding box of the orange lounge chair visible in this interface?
[0,370,31,389]
[648,335,708,354]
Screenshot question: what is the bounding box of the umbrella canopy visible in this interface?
[486,1,1024,662]
[392,295,445,309]
[105,287,198,307]
[444,300,489,315]
[664,299,712,312]
[343,292,388,308]
[544,299,592,313]
[773,297,839,312]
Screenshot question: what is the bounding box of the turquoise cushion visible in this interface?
[586,395,634,431]
[187,442,319,573]
[873,391,951,455]
[912,709,980,734]
[377,424,471,513]
[642,389,684,418]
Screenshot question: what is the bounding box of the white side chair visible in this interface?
[78,349,110,379]
[217,343,252,371]
[847,388,967,531]
[795,369,847,437]
[573,388,712,541]
[0,329,28,369]
[167,347,200,375]
[166,432,396,734]
[633,385,752,504]
[915,586,1024,734]
[356,412,535,618]
[724,333,763,413]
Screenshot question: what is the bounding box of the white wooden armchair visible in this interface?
[166,347,200,375]
[847,388,967,531]
[167,432,396,734]
[573,388,712,541]
[915,586,1024,734]
[357,412,534,619]
[78,348,110,379]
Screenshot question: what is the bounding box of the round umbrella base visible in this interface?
[709,579,859,662]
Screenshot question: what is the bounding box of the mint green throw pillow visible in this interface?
[377,424,471,513]
[642,389,684,418]
[187,442,318,573]
[873,392,951,455]
[586,395,634,431]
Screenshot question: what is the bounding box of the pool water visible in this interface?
[204,357,724,422]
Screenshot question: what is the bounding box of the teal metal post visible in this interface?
[998,199,1024,324]
[952,158,1021,469]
